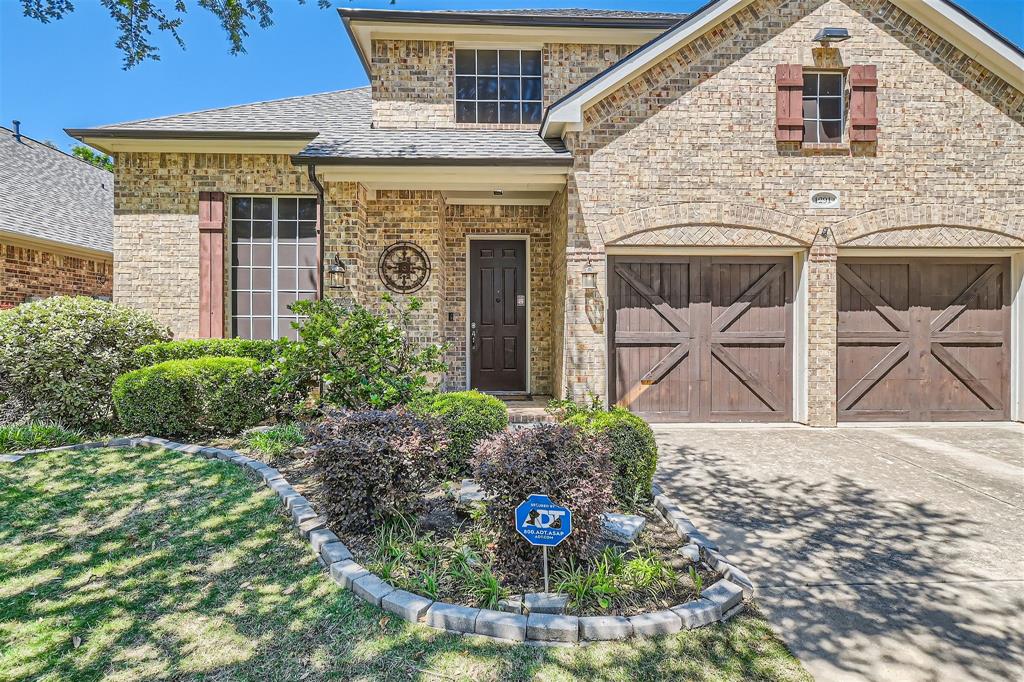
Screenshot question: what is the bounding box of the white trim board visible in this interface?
[464,234,532,395]
[541,0,1024,138]
[1011,252,1024,422]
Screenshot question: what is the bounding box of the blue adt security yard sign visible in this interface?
[515,494,572,592]
[515,494,572,546]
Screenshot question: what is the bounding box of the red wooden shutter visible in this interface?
[849,65,878,142]
[775,64,804,142]
[198,191,225,339]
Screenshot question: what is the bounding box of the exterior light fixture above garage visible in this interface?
[813,27,851,43]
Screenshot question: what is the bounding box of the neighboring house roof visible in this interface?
[67,87,571,166]
[541,0,1024,137]
[0,126,113,255]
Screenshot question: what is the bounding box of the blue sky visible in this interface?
[1,0,1020,152]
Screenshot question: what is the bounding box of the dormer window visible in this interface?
[455,49,543,124]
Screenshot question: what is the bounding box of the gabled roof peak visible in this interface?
[541,0,1024,138]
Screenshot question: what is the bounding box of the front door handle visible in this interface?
[471,323,478,349]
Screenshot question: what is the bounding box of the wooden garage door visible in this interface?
[609,256,793,422]
[838,258,1010,421]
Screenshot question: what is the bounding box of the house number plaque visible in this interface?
[378,240,431,294]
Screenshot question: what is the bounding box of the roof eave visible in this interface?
[337,8,684,30]
[65,129,320,156]
[0,228,112,259]
[65,129,319,141]
[292,155,573,168]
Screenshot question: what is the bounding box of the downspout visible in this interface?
[307,164,326,301]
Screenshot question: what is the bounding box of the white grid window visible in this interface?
[455,49,543,124]
[802,72,844,143]
[231,196,318,340]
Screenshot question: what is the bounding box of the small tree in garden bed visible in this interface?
[473,424,613,572]
[565,407,658,511]
[310,409,446,531]
[409,390,508,478]
[0,296,169,431]
[273,295,446,410]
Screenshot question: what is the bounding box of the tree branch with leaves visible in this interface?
[20,0,331,69]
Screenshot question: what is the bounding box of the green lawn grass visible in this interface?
[0,446,810,682]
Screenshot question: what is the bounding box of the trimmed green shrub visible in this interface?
[0,422,85,454]
[0,296,169,430]
[310,409,446,531]
[134,338,283,367]
[273,296,446,410]
[113,357,271,438]
[472,424,613,572]
[564,408,658,510]
[409,390,508,477]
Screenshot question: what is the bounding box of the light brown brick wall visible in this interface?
[0,240,112,309]
[371,38,639,129]
[357,190,448,353]
[556,0,1024,424]
[114,153,315,338]
[371,40,455,129]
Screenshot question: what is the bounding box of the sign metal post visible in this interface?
[514,494,572,593]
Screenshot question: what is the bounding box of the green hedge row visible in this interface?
[133,338,283,367]
[113,357,271,438]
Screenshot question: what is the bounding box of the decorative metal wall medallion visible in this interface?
[378,241,431,293]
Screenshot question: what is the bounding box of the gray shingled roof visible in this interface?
[77,87,570,163]
[0,127,112,254]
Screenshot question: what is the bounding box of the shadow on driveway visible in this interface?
[654,425,1024,682]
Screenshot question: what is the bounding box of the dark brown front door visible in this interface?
[609,256,793,422]
[470,240,527,393]
[838,257,1010,421]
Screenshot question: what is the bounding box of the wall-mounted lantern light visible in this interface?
[813,27,851,43]
[581,259,598,290]
[327,253,346,289]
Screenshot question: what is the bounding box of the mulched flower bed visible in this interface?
[250,442,719,618]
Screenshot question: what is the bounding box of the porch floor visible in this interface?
[502,396,556,424]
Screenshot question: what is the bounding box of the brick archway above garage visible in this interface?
[832,205,1024,247]
[602,203,816,247]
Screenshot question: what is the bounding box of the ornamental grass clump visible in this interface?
[0,296,169,430]
[309,409,446,531]
[472,423,613,572]
[564,407,658,510]
[0,422,85,454]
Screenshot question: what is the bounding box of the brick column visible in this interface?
[806,241,837,426]
[562,247,608,404]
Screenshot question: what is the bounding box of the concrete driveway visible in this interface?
[653,422,1024,682]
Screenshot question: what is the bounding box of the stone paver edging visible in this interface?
[6,436,755,644]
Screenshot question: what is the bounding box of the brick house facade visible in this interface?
[70,1,1024,425]
[1,126,113,307]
